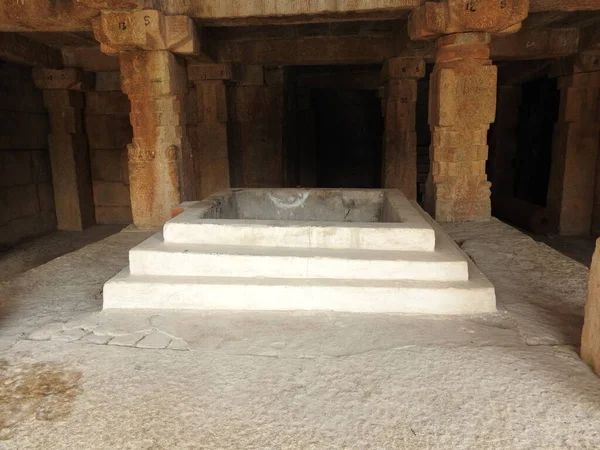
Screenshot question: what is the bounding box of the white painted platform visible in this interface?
[103,189,496,314]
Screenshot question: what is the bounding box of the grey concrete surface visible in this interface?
[0,219,598,449]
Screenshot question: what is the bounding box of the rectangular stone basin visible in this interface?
[164,189,435,251]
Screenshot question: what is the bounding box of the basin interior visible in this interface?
[208,189,403,223]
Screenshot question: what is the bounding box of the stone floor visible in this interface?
[0,219,599,449]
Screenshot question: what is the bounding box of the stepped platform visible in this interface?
[103,189,496,314]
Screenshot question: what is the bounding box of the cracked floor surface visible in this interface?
[1,219,599,449]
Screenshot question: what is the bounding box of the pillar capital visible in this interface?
[32,68,94,91]
[409,0,529,40]
[92,9,200,55]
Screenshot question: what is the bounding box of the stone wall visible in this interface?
[85,72,133,224]
[0,61,55,248]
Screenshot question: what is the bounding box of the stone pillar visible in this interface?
[228,65,284,188]
[92,9,201,227]
[582,237,600,375]
[425,32,496,221]
[188,64,233,199]
[547,55,600,235]
[408,0,528,221]
[32,68,95,231]
[488,85,521,197]
[380,57,425,200]
[119,50,194,227]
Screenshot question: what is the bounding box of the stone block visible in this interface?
[43,89,84,111]
[31,150,52,183]
[188,63,235,81]
[582,238,600,375]
[194,123,230,198]
[95,205,133,224]
[228,86,283,122]
[32,68,92,91]
[91,148,124,182]
[93,10,199,55]
[0,112,49,151]
[0,150,32,187]
[264,67,284,86]
[93,181,131,207]
[382,58,426,81]
[86,91,131,115]
[37,183,55,212]
[408,0,528,40]
[120,51,188,98]
[9,211,56,242]
[432,65,497,127]
[86,115,133,149]
[95,71,122,91]
[236,65,264,86]
[196,81,227,123]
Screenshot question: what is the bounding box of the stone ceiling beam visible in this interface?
[0,32,63,68]
[0,0,97,32]
[530,0,600,13]
[162,0,423,23]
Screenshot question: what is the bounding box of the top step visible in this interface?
[163,189,436,252]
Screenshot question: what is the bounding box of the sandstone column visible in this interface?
[188,64,233,199]
[547,55,600,235]
[92,9,201,227]
[582,237,600,375]
[409,0,528,221]
[32,68,95,231]
[380,57,425,200]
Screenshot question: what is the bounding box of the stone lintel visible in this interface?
[188,63,236,81]
[32,67,94,91]
[549,53,600,79]
[92,9,200,55]
[408,0,529,40]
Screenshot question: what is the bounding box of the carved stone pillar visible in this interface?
[547,55,600,235]
[425,32,496,221]
[409,0,528,221]
[93,9,200,227]
[119,50,194,227]
[32,68,96,230]
[380,57,425,200]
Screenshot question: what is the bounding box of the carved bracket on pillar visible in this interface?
[92,9,208,58]
[409,0,530,40]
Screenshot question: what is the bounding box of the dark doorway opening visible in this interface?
[312,89,382,188]
[284,65,384,189]
[514,76,560,206]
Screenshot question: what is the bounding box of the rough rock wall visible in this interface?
[85,72,133,224]
[0,61,55,248]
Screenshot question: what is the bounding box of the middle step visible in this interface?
[129,234,469,281]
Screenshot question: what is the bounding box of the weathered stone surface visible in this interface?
[409,0,529,40]
[136,331,171,349]
[118,50,193,227]
[86,91,130,115]
[94,71,122,91]
[381,59,424,200]
[86,115,132,149]
[93,181,131,207]
[381,57,426,81]
[28,322,64,341]
[547,64,600,235]
[582,238,600,375]
[92,10,199,55]
[424,32,495,222]
[41,89,95,231]
[33,68,93,91]
[188,63,235,81]
[95,206,133,224]
[236,65,264,86]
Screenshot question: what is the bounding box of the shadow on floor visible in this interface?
[0,225,126,283]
